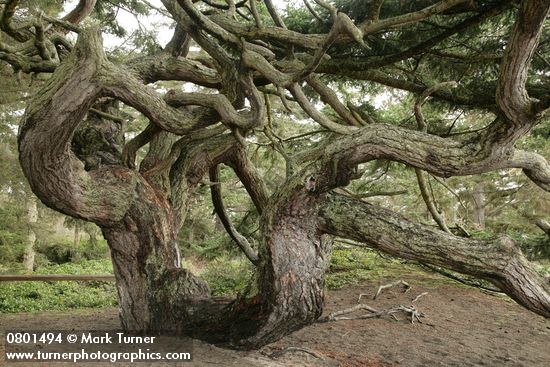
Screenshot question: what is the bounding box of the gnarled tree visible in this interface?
[2,0,549,349]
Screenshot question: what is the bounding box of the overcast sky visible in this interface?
[64,0,173,49]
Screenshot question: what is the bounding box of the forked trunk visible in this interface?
[16,20,550,353]
[100,182,329,349]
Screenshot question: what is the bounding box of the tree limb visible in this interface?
[319,193,550,318]
[122,123,161,169]
[62,0,97,24]
[209,164,260,265]
[226,146,269,214]
[309,124,550,193]
[414,81,457,234]
[18,27,137,225]
[100,63,222,135]
[495,0,550,135]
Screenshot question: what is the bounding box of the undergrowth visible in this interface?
[3,247,548,313]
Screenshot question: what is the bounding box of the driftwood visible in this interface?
[319,303,425,324]
[322,281,427,324]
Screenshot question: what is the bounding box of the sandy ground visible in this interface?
[1,275,549,367]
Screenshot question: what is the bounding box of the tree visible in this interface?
[0,101,39,271]
[2,0,550,349]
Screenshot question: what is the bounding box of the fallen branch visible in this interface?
[373,279,411,299]
[393,305,424,324]
[319,303,425,324]
[412,292,428,303]
[321,304,379,322]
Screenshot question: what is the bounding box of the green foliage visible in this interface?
[37,241,74,264]
[513,234,550,261]
[0,205,26,262]
[534,261,550,279]
[0,242,25,268]
[326,248,420,289]
[470,230,550,261]
[0,259,116,313]
[200,257,256,296]
[33,259,113,275]
[0,254,259,312]
[37,239,110,265]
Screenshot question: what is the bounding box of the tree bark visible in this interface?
[535,218,550,238]
[15,0,550,352]
[101,180,330,349]
[319,193,550,318]
[17,27,331,349]
[100,183,209,333]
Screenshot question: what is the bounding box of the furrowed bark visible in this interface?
[13,0,550,353]
[309,123,550,193]
[496,0,550,133]
[18,28,137,226]
[63,0,97,24]
[241,186,331,347]
[128,54,221,87]
[101,180,209,332]
[103,168,332,349]
[319,193,550,318]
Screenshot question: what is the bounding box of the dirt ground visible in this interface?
[1,275,549,367]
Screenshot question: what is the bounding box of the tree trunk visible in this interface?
[73,224,81,248]
[22,197,37,272]
[473,183,485,229]
[15,28,329,346]
[16,22,550,353]
[100,184,210,333]
[240,190,331,347]
[100,181,330,349]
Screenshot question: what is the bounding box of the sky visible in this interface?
[60,0,391,109]
[62,0,301,49]
[64,0,173,49]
